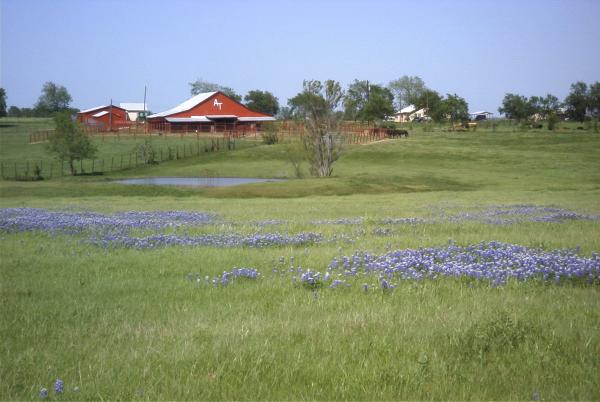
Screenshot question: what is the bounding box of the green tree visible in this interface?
[498,93,534,122]
[243,90,279,115]
[46,112,97,175]
[343,80,394,121]
[539,94,561,119]
[443,93,469,124]
[343,79,370,120]
[388,75,427,110]
[189,79,242,102]
[414,89,444,122]
[564,81,588,122]
[7,106,21,117]
[0,88,6,117]
[359,85,395,121]
[34,82,72,116]
[589,82,600,118]
[289,80,344,177]
[277,106,293,120]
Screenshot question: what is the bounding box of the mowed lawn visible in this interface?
[1,119,599,400]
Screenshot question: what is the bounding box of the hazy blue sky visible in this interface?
[2,0,599,114]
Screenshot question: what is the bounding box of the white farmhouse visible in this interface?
[391,105,428,123]
[119,102,149,121]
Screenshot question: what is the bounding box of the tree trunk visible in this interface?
[69,159,76,176]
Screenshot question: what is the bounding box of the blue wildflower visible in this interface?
[54,379,64,394]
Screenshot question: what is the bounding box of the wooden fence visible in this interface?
[2,137,235,181]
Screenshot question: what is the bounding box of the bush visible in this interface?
[133,140,159,165]
[547,112,558,131]
[261,123,279,145]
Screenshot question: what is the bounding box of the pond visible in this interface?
[114,177,286,187]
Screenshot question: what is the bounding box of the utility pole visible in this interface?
[109,98,113,131]
[143,85,147,133]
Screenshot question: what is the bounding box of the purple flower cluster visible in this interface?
[189,267,261,287]
[0,208,216,234]
[379,217,425,225]
[54,379,64,394]
[38,379,64,399]
[443,205,599,225]
[92,232,324,249]
[310,218,364,225]
[332,242,599,286]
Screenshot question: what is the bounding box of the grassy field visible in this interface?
[1,118,599,400]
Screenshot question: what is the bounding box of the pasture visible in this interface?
[1,118,599,400]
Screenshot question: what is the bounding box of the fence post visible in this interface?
[49,163,53,179]
[14,162,17,179]
[91,159,95,173]
[111,157,114,171]
[120,155,123,170]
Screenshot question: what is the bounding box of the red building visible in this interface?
[77,105,128,131]
[147,91,275,133]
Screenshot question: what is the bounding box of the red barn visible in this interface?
[147,91,275,133]
[77,105,128,131]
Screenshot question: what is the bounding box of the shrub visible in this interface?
[547,112,558,131]
[261,123,279,145]
[133,139,158,165]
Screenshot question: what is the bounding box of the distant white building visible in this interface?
[119,102,149,121]
[470,111,493,121]
[390,105,428,123]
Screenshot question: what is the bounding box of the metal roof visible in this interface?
[470,111,493,115]
[120,102,148,111]
[92,111,109,118]
[205,115,238,119]
[238,116,276,122]
[165,116,211,123]
[148,92,217,118]
[79,105,109,114]
[397,105,417,114]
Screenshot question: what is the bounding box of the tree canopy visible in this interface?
[343,80,394,122]
[288,80,344,177]
[244,90,279,115]
[413,89,444,122]
[388,75,427,110]
[46,112,97,175]
[189,79,242,102]
[0,88,6,117]
[589,82,600,118]
[498,93,534,121]
[34,82,72,116]
[443,93,469,123]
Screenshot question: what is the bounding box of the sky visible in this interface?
[1,0,599,114]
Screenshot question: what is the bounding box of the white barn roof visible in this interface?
[395,105,417,114]
[120,102,148,111]
[92,111,109,118]
[79,105,109,114]
[148,92,217,118]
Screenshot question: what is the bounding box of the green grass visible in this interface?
[1,118,600,400]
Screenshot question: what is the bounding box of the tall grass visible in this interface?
[1,118,599,400]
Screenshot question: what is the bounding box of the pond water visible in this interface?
[115,177,285,187]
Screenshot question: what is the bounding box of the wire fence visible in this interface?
[1,137,236,181]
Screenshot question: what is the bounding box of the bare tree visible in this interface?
[289,80,344,177]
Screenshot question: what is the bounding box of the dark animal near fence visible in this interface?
[386,129,409,138]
